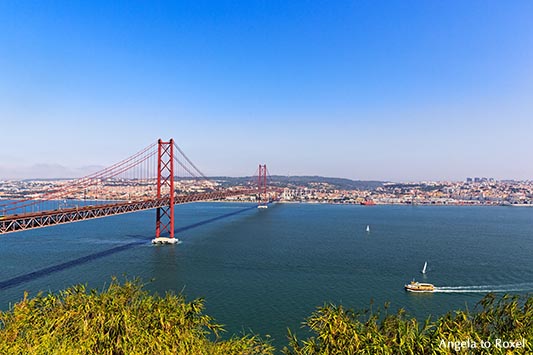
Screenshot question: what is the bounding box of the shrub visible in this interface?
[283,294,533,355]
[0,277,273,355]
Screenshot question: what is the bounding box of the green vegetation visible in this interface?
[0,278,273,355]
[1,279,532,354]
[284,295,532,355]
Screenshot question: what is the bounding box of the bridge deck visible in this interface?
[0,188,260,235]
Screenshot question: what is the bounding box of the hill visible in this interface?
[208,175,385,190]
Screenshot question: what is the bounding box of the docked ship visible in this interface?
[360,199,376,206]
[404,280,435,293]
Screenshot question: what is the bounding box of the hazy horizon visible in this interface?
[0,162,528,184]
[1,1,532,181]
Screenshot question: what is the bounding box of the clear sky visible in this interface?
[1,0,532,181]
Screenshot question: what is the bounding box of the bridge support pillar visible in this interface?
[153,138,176,244]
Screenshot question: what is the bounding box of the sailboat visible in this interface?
[421,261,428,274]
[366,225,370,232]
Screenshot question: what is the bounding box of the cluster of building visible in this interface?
[1,178,532,207]
[0,178,222,203]
[281,179,533,206]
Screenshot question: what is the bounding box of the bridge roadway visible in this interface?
[0,188,262,235]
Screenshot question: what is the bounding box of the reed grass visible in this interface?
[0,277,273,355]
[283,294,533,354]
[1,278,531,354]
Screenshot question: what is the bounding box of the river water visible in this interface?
[1,203,533,349]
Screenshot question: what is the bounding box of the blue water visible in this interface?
[1,203,533,349]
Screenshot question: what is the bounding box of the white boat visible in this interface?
[366,225,370,232]
[421,261,427,274]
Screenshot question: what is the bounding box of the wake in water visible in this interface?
[434,283,533,293]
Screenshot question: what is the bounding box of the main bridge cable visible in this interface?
[0,142,158,214]
[171,141,261,202]
[173,142,209,180]
[172,142,215,201]
[3,144,157,213]
[175,149,265,191]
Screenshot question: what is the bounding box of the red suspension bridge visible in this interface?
[0,139,278,241]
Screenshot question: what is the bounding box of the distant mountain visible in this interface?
[207,175,385,190]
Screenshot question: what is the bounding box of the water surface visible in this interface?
[1,203,532,349]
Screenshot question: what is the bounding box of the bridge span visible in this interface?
[0,139,278,238]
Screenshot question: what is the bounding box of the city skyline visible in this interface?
[1,1,532,181]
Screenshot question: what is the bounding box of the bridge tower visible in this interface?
[153,138,176,244]
[258,164,268,207]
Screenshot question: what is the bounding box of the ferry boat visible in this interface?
[404,280,435,293]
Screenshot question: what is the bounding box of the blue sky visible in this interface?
[1,0,532,181]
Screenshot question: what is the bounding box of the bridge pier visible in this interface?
[151,237,179,245]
